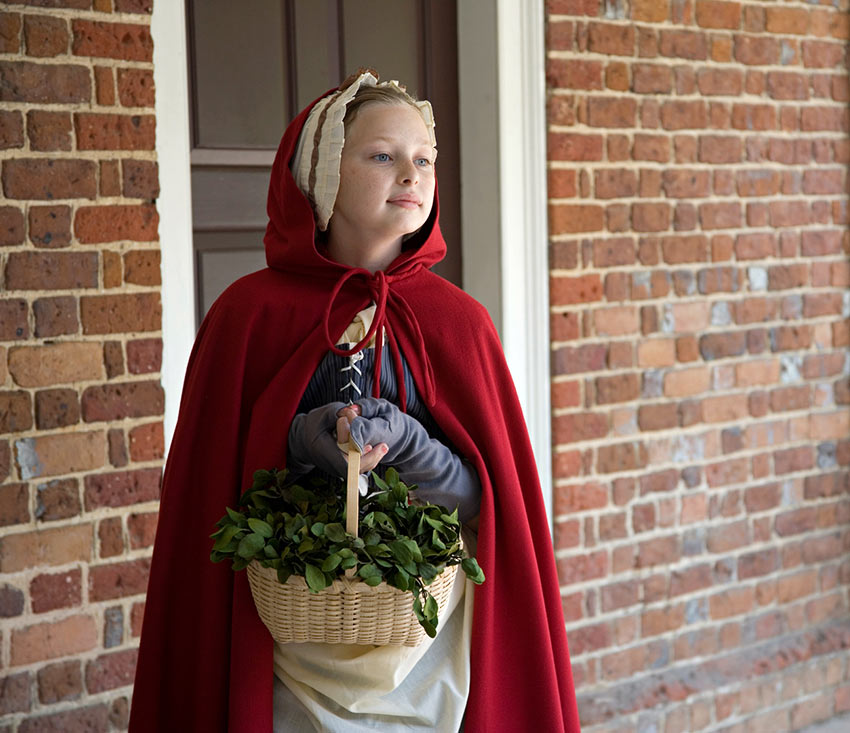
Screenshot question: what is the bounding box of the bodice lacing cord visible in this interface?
[322,268,437,411]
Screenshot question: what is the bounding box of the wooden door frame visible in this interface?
[152,0,553,523]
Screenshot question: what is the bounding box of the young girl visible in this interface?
[130,71,580,732]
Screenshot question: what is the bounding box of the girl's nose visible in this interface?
[398,160,419,185]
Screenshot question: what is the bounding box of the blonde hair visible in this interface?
[343,83,423,131]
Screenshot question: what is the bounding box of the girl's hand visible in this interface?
[336,403,388,473]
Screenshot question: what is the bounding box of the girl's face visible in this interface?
[330,103,436,249]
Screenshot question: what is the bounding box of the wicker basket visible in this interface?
[246,443,459,647]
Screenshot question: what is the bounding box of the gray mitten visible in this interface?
[348,397,481,523]
[287,401,348,477]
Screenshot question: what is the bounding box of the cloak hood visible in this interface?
[263,89,447,280]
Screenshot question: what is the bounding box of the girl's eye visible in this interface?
[416,158,432,167]
[373,153,391,162]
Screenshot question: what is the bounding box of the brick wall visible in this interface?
[546,0,850,729]
[0,1,160,729]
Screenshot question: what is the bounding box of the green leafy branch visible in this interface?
[210,467,484,637]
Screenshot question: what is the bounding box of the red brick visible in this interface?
[596,373,639,404]
[28,205,71,248]
[632,203,670,232]
[802,40,845,68]
[35,478,81,522]
[587,97,637,128]
[19,705,109,733]
[75,112,155,150]
[709,586,755,619]
[37,660,82,705]
[26,110,72,151]
[11,615,97,666]
[588,22,635,56]
[2,159,96,200]
[632,63,672,93]
[767,72,809,100]
[122,159,159,199]
[0,109,24,149]
[549,132,603,161]
[35,388,81,430]
[33,297,78,338]
[636,535,680,568]
[0,392,33,433]
[123,249,161,285]
[89,558,150,601]
[128,421,163,462]
[744,482,780,512]
[0,483,29,527]
[552,344,607,375]
[553,412,608,443]
[0,671,31,715]
[707,519,749,553]
[704,457,748,487]
[642,604,685,637]
[23,14,68,57]
[549,204,604,234]
[803,169,844,195]
[83,468,161,510]
[660,30,708,60]
[0,206,24,246]
[801,230,841,256]
[72,20,152,61]
[633,133,669,162]
[661,100,707,129]
[731,104,776,131]
[30,568,82,613]
[557,550,608,586]
[766,7,809,35]
[698,136,742,164]
[80,293,161,334]
[550,274,603,305]
[85,648,137,693]
[597,441,647,474]
[0,12,22,54]
[774,447,815,475]
[116,67,155,107]
[698,68,743,96]
[699,202,742,229]
[0,60,90,104]
[594,169,637,199]
[638,403,678,431]
[670,564,712,596]
[5,251,97,291]
[128,511,158,549]
[696,0,741,29]
[94,65,114,105]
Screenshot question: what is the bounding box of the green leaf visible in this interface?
[424,593,438,619]
[305,563,327,592]
[372,473,389,491]
[310,521,326,537]
[276,567,292,584]
[461,557,486,584]
[247,518,273,538]
[340,556,357,570]
[363,574,383,586]
[393,569,410,591]
[263,544,279,559]
[321,553,342,572]
[324,523,347,543]
[225,507,245,524]
[212,524,241,551]
[358,563,381,579]
[236,532,265,559]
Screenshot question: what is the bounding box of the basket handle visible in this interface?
[345,441,361,579]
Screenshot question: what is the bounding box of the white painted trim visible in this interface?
[152,0,194,454]
[458,1,553,526]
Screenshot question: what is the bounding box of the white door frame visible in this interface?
[152,0,553,523]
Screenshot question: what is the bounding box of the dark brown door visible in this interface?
[187,0,460,327]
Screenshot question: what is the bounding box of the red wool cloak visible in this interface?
[130,90,580,732]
